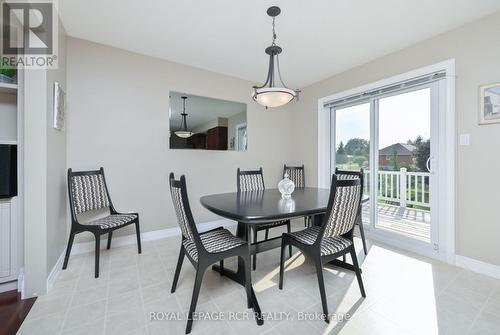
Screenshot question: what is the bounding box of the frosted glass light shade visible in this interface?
[175,131,194,138]
[252,87,296,108]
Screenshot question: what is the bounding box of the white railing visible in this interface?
[363,168,430,208]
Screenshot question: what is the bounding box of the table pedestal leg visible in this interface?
[312,213,325,226]
[211,222,263,325]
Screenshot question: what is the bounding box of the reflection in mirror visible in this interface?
[169,91,247,151]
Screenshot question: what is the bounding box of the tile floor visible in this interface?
[19,222,500,335]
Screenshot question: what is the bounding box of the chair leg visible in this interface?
[94,232,101,278]
[242,254,252,308]
[350,247,366,297]
[286,222,292,258]
[106,231,113,250]
[314,256,329,323]
[278,240,287,290]
[186,265,206,334]
[304,217,308,227]
[264,228,269,240]
[62,230,76,270]
[219,260,224,276]
[171,246,185,293]
[135,220,142,254]
[358,216,368,255]
[252,227,257,271]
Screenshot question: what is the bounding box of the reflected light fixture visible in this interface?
[174,96,194,138]
[252,6,300,108]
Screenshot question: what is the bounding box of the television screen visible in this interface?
[0,144,17,198]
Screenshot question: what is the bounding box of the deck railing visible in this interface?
[363,168,430,208]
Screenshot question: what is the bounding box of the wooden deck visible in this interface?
[362,203,431,242]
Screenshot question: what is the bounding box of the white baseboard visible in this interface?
[455,255,500,279]
[47,251,65,291]
[47,219,235,291]
[18,267,25,298]
[0,280,18,293]
[0,269,23,295]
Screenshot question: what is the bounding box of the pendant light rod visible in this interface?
[174,96,193,138]
[180,96,188,131]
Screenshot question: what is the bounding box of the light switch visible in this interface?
[459,134,470,146]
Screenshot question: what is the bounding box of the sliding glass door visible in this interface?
[375,87,434,244]
[330,81,443,254]
[332,102,371,226]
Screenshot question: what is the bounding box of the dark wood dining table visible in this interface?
[200,187,332,324]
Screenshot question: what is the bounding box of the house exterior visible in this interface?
[378,143,416,169]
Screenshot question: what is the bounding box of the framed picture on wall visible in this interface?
[479,82,500,125]
[53,82,66,130]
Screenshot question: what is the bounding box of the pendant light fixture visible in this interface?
[174,96,194,138]
[252,6,299,108]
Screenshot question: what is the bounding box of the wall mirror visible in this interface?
[169,91,247,151]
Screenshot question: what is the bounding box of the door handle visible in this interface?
[427,157,437,174]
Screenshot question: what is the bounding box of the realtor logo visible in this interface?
[1,1,58,68]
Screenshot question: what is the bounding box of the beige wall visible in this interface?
[66,38,294,242]
[46,20,68,277]
[23,67,48,297]
[292,11,500,265]
[23,16,67,297]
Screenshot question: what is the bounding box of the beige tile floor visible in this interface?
[19,222,500,335]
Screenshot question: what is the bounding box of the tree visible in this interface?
[390,146,399,171]
[415,139,430,171]
[344,138,369,157]
[408,136,423,147]
[408,136,430,171]
[336,141,347,164]
[337,141,346,155]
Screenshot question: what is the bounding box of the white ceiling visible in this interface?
[59,0,500,88]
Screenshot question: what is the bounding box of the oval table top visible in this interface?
[200,187,331,224]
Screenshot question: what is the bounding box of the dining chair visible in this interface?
[283,164,305,188]
[63,168,142,278]
[335,168,367,255]
[169,173,253,334]
[283,164,310,227]
[237,167,292,270]
[279,175,366,323]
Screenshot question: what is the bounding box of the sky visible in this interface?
[335,88,431,149]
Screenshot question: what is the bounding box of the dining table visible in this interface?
[200,187,347,324]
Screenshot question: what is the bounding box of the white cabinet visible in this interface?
[0,72,22,290]
[0,201,11,278]
[0,199,19,283]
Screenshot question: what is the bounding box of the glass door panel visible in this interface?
[333,102,371,226]
[376,88,432,243]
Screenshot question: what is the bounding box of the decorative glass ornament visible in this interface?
[279,197,296,212]
[278,173,295,199]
